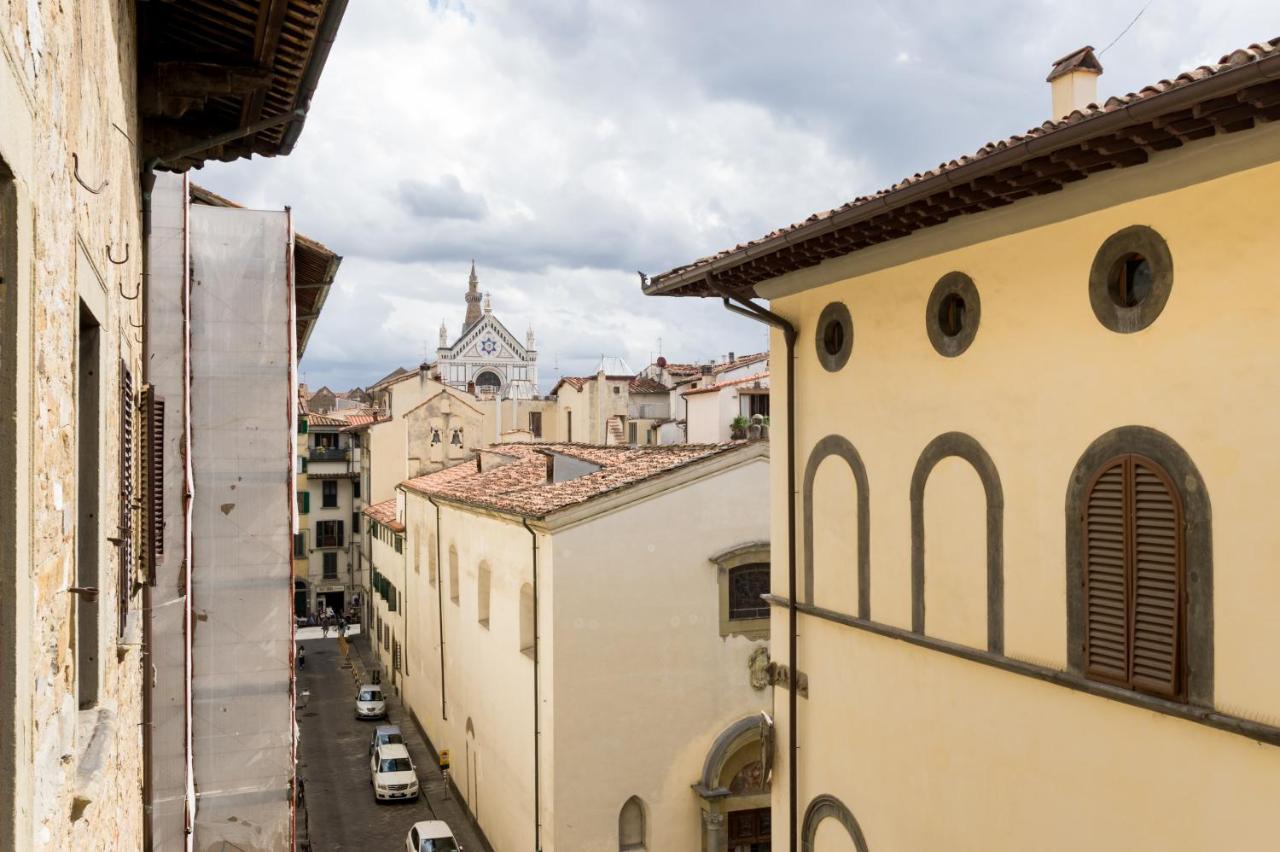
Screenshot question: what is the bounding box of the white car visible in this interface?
[406,820,461,851]
[371,743,419,802]
[355,684,386,720]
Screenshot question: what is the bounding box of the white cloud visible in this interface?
[196,0,1280,391]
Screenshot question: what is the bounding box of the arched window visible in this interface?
[519,583,534,658]
[728,564,769,621]
[619,795,646,850]
[1082,454,1185,698]
[449,545,460,604]
[475,370,501,394]
[477,561,491,627]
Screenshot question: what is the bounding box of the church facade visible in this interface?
[435,263,539,400]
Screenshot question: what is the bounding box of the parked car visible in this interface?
[370,743,419,802]
[406,820,461,851]
[355,684,386,720]
[369,724,404,755]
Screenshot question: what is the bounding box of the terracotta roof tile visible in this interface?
[362,498,404,533]
[306,413,349,428]
[647,36,1280,297]
[682,371,770,397]
[402,442,757,518]
[628,376,670,394]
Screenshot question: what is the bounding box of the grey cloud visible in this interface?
[399,174,489,221]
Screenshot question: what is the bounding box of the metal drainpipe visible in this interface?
[522,517,542,852]
[718,292,798,852]
[426,496,447,720]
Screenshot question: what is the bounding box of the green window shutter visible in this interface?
[298,419,309,434]
[298,491,310,514]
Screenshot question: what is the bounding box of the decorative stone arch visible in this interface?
[1064,425,1213,705]
[910,432,1004,652]
[801,794,870,852]
[802,435,871,618]
[473,369,503,392]
[692,714,773,852]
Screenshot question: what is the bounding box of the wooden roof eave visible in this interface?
[644,49,1280,299]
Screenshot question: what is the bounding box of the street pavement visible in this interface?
[296,635,488,851]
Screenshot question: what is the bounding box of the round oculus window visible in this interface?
[1088,225,1172,334]
[815,302,853,372]
[926,272,980,357]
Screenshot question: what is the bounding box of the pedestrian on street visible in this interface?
[297,645,305,668]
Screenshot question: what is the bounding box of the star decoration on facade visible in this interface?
[480,337,498,356]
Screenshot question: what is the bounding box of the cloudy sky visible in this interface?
[197,1,1280,392]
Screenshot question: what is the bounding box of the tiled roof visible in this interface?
[370,366,412,389]
[341,413,383,429]
[306,413,349,428]
[401,442,758,518]
[362,498,404,533]
[646,37,1280,298]
[715,352,767,373]
[550,374,634,394]
[682,372,770,397]
[628,376,670,394]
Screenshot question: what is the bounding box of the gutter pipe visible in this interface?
[522,517,542,852]
[426,496,447,721]
[718,291,799,852]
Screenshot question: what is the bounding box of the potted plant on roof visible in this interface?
[730,415,749,440]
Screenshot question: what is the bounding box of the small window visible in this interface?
[353,478,361,499]
[298,491,310,515]
[815,302,852,372]
[477,561,491,627]
[322,479,338,508]
[322,552,338,580]
[628,422,637,444]
[449,545,460,604]
[1088,225,1173,333]
[619,796,646,850]
[613,385,621,395]
[529,411,543,438]
[519,582,534,657]
[728,564,770,620]
[316,520,344,548]
[394,535,403,554]
[926,272,980,357]
[294,532,306,559]
[566,410,573,443]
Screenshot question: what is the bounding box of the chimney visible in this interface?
[1047,46,1103,119]
[728,351,735,363]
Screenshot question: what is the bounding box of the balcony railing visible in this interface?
[310,447,350,461]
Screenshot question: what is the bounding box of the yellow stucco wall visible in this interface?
[764,128,1280,850]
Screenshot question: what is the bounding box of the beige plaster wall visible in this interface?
[399,494,549,852]
[0,3,146,849]
[549,455,771,851]
[764,128,1280,849]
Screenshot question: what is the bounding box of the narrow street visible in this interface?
[296,637,487,851]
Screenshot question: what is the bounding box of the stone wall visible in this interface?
[0,3,145,849]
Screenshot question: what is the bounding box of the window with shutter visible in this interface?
[118,362,135,635]
[1083,454,1184,699]
[140,385,164,584]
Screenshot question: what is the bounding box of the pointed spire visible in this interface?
[464,259,483,328]
[439,319,449,348]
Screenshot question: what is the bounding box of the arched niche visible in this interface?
[802,435,870,618]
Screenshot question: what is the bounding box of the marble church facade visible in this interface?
[435,263,539,400]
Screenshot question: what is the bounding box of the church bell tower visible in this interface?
[464,260,483,329]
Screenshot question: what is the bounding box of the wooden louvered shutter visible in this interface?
[1129,457,1182,697]
[140,385,164,584]
[1082,454,1184,698]
[118,363,135,635]
[1083,459,1128,684]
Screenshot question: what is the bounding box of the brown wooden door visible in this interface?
[728,807,771,852]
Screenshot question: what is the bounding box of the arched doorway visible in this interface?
[693,714,773,851]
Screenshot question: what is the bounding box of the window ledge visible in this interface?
[766,594,1280,749]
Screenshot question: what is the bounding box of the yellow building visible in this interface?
[376,441,772,851]
[647,42,1280,852]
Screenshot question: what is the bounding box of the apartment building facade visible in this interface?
[647,41,1280,852]
[371,441,773,852]
[300,414,362,617]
